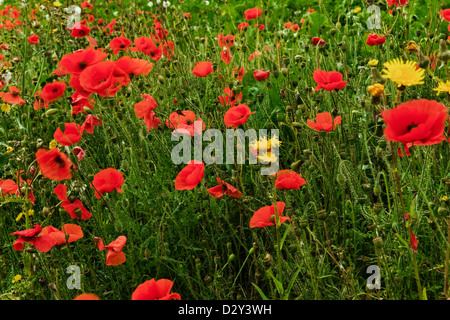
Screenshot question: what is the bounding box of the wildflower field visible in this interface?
[1,0,450,302]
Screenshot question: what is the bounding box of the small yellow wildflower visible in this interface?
[52,28,58,34]
[6,146,13,153]
[1,103,11,113]
[12,275,22,284]
[249,135,281,152]
[433,81,450,96]
[15,209,34,222]
[53,1,62,7]
[367,83,385,97]
[368,59,379,67]
[442,195,449,202]
[381,58,425,88]
[49,139,58,149]
[353,7,362,14]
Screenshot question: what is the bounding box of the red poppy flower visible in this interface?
[152,19,169,42]
[441,9,450,22]
[162,40,175,60]
[217,34,235,48]
[219,88,242,107]
[0,179,18,196]
[313,69,347,91]
[254,24,265,30]
[248,51,261,61]
[91,168,124,199]
[81,1,93,9]
[134,94,161,131]
[36,148,73,181]
[166,110,205,136]
[207,178,242,199]
[366,34,386,46]
[232,66,246,82]
[11,224,56,253]
[410,230,418,253]
[41,224,83,246]
[130,37,162,60]
[175,160,205,190]
[109,36,132,55]
[70,92,94,115]
[73,293,101,300]
[54,184,92,219]
[237,22,249,30]
[27,34,39,44]
[244,8,262,20]
[115,56,153,76]
[223,104,256,129]
[0,86,26,105]
[307,112,341,133]
[253,69,270,81]
[81,114,102,134]
[274,170,306,190]
[73,146,86,161]
[381,99,448,146]
[70,22,91,38]
[387,0,409,7]
[59,48,107,75]
[79,60,130,97]
[250,202,290,228]
[54,123,83,146]
[40,81,66,103]
[312,37,325,46]
[95,235,127,266]
[192,61,213,77]
[132,278,181,300]
[221,48,232,65]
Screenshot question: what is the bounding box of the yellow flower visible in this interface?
[6,146,13,153]
[249,135,281,152]
[16,209,34,222]
[433,81,450,96]
[442,195,449,202]
[258,151,278,163]
[353,7,362,14]
[381,58,425,88]
[406,41,420,54]
[12,274,22,284]
[367,83,385,97]
[1,103,11,113]
[49,139,58,149]
[53,1,62,7]
[368,59,379,67]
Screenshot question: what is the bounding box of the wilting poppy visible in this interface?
[237,22,249,30]
[130,36,162,61]
[132,278,181,300]
[59,48,107,75]
[253,69,270,81]
[192,61,213,77]
[81,114,102,134]
[0,86,26,105]
[27,34,39,44]
[274,170,306,190]
[70,22,91,38]
[91,168,124,199]
[95,235,127,266]
[73,146,86,161]
[244,8,262,20]
[307,112,341,133]
[410,230,418,253]
[232,66,246,82]
[41,224,83,245]
[221,48,232,64]
[250,202,290,228]
[109,36,132,55]
[367,34,386,46]
[11,224,56,253]
[219,88,242,107]
[54,123,83,146]
[54,184,92,220]
[313,69,347,91]
[223,104,256,129]
[175,160,205,190]
[248,51,261,61]
[207,178,242,199]
[134,94,161,131]
[36,148,73,181]
[381,99,448,146]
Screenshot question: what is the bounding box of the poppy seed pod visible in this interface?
[281,67,288,76]
[373,237,383,250]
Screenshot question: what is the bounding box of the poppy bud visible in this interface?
[291,122,302,129]
[44,108,59,117]
[373,184,382,197]
[317,209,327,220]
[262,253,273,268]
[83,106,93,114]
[228,254,236,262]
[42,206,51,217]
[158,75,165,84]
[373,237,383,250]
[336,22,342,30]
[281,67,288,77]
[290,159,302,171]
[336,173,346,185]
[373,203,383,214]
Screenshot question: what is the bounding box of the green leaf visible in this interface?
[251,283,270,300]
